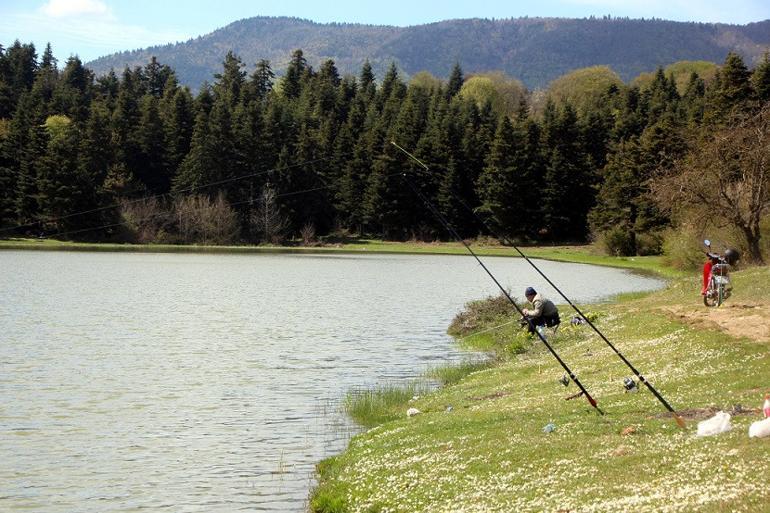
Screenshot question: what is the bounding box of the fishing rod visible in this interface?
[391,141,684,428]
[392,142,603,415]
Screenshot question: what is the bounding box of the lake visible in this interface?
[0,250,664,512]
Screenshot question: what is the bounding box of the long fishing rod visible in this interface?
[391,141,684,428]
[392,142,603,415]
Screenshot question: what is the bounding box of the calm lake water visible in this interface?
[0,250,664,512]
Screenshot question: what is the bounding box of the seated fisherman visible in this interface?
[521,287,560,334]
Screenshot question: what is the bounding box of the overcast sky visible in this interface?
[2,0,769,63]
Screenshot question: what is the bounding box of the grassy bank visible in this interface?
[311,266,770,512]
[0,238,682,277]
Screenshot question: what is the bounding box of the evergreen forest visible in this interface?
[1,41,770,258]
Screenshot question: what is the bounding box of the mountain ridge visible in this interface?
[86,16,770,90]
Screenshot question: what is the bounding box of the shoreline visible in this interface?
[0,238,683,278]
[310,266,770,512]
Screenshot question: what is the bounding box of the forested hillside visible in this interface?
[86,16,770,90]
[1,41,769,260]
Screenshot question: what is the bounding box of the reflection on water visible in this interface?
[0,251,663,511]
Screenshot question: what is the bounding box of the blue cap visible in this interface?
[525,287,536,296]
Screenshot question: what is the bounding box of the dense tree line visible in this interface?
[1,40,769,250]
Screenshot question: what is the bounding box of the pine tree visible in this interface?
[446,62,464,98]
[246,59,274,102]
[36,116,102,236]
[359,60,376,99]
[214,51,246,107]
[706,52,753,123]
[174,108,214,192]
[161,86,194,178]
[542,103,594,240]
[136,94,169,193]
[476,115,537,240]
[144,56,175,98]
[681,72,706,124]
[29,44,58,118]
[112,68,142,182]
[752,52,770,103]
[4,41,37,112]
[53,56,93,121]
[282,49,308,99]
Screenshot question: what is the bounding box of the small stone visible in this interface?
[620,426,636,436]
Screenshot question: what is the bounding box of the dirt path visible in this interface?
[662,301,770,343]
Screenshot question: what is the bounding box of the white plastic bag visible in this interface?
[696,411,732,437]
[749,417,770,438]
[406,407,421,417]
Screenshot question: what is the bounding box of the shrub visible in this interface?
[635,231,664,256]
[174,193,239,245]
[598,226,635,256]
[448,291,515,337]
[120,197,174,243]
[661,225,704,270]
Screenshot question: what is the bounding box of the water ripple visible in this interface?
[0,251,663,511]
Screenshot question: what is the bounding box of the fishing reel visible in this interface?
[559,373,570,387]
[623,377,638,393]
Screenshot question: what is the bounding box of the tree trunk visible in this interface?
[742,224,765,264]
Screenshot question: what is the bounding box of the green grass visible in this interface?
[343,382,435,429]
[426,360,493,386]
[0,237,681,276]
[312,266,770,512]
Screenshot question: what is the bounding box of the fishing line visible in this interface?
[391,140,684,427]
[393,142,603,414]
[37,173,404,241]
[0,152,354,235]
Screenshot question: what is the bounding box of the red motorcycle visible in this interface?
[702,239,739,307]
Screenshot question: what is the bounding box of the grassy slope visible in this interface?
[311,267,770,512]
[0,238,682,278]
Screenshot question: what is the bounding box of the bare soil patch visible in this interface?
[661,301,770,343]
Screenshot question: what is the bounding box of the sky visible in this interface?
[1,0,770,63]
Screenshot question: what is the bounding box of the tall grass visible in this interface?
[343,381,433,428]
[426,359,492,386]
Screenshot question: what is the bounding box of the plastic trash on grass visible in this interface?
[749,417,770,438]
[696,411,732,437]
[406,407,421,417]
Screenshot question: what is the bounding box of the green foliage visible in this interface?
[598,225,636,256]
[426,360,492,386]
[459,72,526,117]
[633,60,718,94]
[546,66,623,115]
[448,291,515,337]
[2,39,769,251]
[43,114,71,141]
[661,225,706,270]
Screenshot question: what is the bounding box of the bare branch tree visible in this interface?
[251,184,288,244]
[652,105,770,263]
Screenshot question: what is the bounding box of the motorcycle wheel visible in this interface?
[704,280,719,307]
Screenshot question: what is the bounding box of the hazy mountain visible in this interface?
[86,16,770,90]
